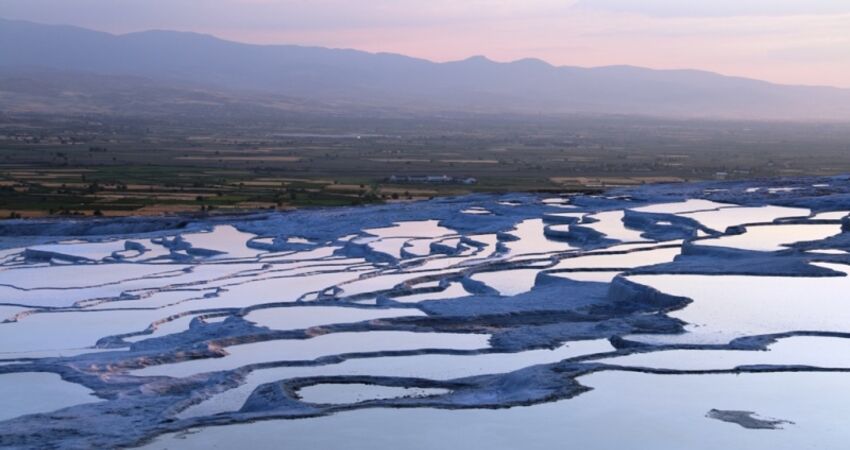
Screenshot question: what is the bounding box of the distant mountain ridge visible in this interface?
[2,17,849,120]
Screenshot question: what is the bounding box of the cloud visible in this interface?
[0,0,578,31]
[574,0,850,17]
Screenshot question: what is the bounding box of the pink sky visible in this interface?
[2,0,849,87]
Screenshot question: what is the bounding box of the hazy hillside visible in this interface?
[2,18,850,120]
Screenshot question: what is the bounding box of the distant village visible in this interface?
[386,175,478,185]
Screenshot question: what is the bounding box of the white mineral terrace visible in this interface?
[4,186,850,449]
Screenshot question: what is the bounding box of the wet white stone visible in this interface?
[298,384,450,404]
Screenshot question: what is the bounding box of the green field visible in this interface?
[2,112,850,218]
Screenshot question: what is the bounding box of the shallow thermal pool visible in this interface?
[0,372,101,422]
[363,220,454,239]
[629,199,735,214]
[470,268,542,296]
[594,336,850,370]
[27,239,130,262]
[133,331,492,378]
[626,263,850,344]
[177,339,614,419]
[388,282,470,302]
[503,219,574,255]
[694,224,841,251]
[583,211,648,242]
[144,372,850,450]
[244,306,425,330]
[678,205,809,233]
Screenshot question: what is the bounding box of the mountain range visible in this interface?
[2,17,849,121]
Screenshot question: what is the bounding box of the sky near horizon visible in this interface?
[1,0,849,87]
